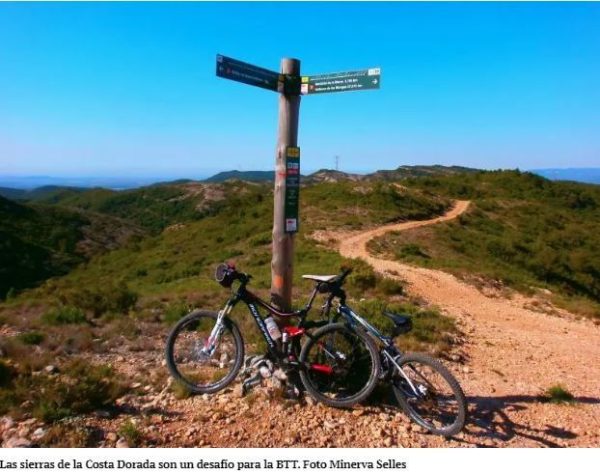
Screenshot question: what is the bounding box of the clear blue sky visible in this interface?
[1,2,599,178]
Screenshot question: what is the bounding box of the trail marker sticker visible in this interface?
[284,146,300,233]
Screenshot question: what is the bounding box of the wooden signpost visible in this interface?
[216,54,381,310]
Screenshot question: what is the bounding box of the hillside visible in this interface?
[26,183,227,234]
[368,165,479,181]
[369,170,600,317]
[0,195,144,297]
[204,170,275,183]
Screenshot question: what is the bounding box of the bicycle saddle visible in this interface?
[383,311,413,335]
[302,274,338,283]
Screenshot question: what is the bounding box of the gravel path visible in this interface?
[329,200,600,447]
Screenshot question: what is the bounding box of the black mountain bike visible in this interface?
[320,270,467,436]
[165,263,380,408]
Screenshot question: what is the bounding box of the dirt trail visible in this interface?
[328,200,600,446]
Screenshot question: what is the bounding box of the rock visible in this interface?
[0,416,15,431]
[44,365,58,374]
[304,396,315,406]
[352,408,365,417]
[32,427,46,439]
[323,420,337,430]
[116,437,129,448]
[462,366,470,374]
[94,410,112,418]
[383,437,393,447]
[116,355,125,363]
[106,432,118,443]
[130,382,142,389]
[2,437,32,448]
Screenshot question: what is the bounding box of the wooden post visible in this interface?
[271,58,301,311]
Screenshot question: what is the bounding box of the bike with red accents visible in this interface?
[165,264,380,408]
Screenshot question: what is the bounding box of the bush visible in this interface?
[163,301,190,325]
[543,384,575,404]
[0,358,124,421]
[39,422,95,447]
[31,359,125,422]
[118,419,142,447]
[0,360,14,387]
[58,281,137,318]
[41,306,87,326]
[17,331,45,345]
[377,278,403,296]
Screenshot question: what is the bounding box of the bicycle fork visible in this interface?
[201,304,232,357]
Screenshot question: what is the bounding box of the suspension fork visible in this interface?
[203,302,234,356]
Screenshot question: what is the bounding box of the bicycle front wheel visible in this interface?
[391,352,467,436]
[165,310,244,394]
[299,323,380,408]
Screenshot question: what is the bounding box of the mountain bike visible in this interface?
[165,263,380,408]
[320,270,467,436]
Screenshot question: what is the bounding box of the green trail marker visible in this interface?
[284,147,300,233]
[301,68,381,95]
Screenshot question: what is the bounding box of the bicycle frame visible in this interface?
[207,279,321,361]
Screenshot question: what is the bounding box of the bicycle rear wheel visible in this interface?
[391,352,467,436]
[165,310,244,394]
[299,323,380,408]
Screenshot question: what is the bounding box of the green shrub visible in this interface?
[0,360,14,387]
[39,422,95,447]
[41,306,87,325]
[118,419,142,447]
[543,384,575,404]
[163,301,190,325]
[58,281,137,318]
[17,331,45,345]
[350,270,377,292]
[0,358,124,421]
[397,243,429,259]
[377,278,403,296]
[31,359,125,422]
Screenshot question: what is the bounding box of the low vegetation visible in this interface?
[0,358,125,422]
[542,384,575,404]
[370,170,600,318]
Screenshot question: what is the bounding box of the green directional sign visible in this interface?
[216,54,283,92]
[301,68,381,95]
[284,147,300,233]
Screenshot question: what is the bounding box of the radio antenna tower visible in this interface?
[335,155,340,171]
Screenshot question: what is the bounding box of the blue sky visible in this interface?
[0,2,599,178]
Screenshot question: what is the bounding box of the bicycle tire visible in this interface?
[391,352,467,436]
[165,310,244,394]
[299,323,380,408]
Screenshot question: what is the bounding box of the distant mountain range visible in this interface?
[2,166,599,195]
[531,168,600,185]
